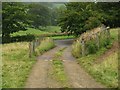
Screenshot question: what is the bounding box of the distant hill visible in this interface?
[23,2,65,9]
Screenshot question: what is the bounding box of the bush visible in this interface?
[71,27,113,57]
[72,32,111,57]
[11,34,35,42]
[100,37,111,48]
[86,40,98,54]
[2,34,35,44]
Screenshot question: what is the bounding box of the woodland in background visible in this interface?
[2,2,120,43]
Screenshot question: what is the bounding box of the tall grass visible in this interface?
[77,49,118,88]
[72,40,82,58]
[2,42,35,88]
[91,52,118,87]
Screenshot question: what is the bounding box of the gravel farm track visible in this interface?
[25,39,106,88]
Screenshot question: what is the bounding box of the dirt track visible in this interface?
[25,39,105,88]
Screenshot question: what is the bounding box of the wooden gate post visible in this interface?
[29,42,33,58]
[81,38,85,56]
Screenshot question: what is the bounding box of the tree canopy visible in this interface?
[2,2,29,41]
[58,2,120,36]
[2,2,120,43]
[2,2,63,43]
[28,3,51,28]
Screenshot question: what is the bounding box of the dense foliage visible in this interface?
[2,2,29,43]
[28,3,51,28]
[58,2,120,36]
[97,2,120,28]
[2,2,120,43]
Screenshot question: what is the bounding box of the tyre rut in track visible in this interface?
[25,46,64,88]
[61,46,105,88]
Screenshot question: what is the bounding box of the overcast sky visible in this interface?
[1,0,120,2]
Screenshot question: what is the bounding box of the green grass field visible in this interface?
[76,28,118,88]
[44,26,61,33]
[11,28,49,36]
[11,26,75,40]
[11,26,61,36]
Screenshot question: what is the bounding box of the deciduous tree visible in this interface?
[2,2,29,42]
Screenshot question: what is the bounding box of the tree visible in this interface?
[96,2,120,28]
[58,2,120,36]
[28,3,51,28]
[58,2,101,36]
[50,5,66,26]
[2,2,29,43]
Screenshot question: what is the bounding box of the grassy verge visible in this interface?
[2,37,56,88]
[2,42,35,88]
[90,51,118,88]
[51,35,75,40]
[50,47,70,87]
[76,28,118,88]
[77,49,118,88]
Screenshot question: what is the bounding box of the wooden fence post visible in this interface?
[33,40,35,53]
[29,42,33,58]
[29,36,44,58]
[81,38,85,56]
[96,33,100,49]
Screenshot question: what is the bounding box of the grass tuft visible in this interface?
[35,37,55,56]
[72,40,82,58]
